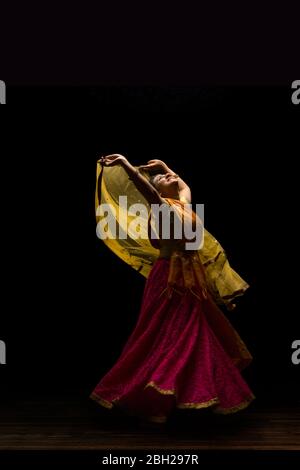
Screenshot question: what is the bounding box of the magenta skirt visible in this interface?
[90,258,255,422]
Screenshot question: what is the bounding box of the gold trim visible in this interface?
[144,381,176,396]
[222,286,249,301]
[213,393,256,415]
[177,397,220,409]
[147,382,256,413]
[90,383,255,416]
[90,392,116,409]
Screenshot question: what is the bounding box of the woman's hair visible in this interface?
[149,173,165,189]
[149,175,158,187]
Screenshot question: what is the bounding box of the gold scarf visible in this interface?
[95,161,249,310]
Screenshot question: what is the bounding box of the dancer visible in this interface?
[90,154,255,424]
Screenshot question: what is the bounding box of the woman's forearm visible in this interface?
[121,160,163,205]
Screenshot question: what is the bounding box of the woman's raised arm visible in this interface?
[99,155,164,205]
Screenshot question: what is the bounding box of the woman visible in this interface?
[90,154,255,425]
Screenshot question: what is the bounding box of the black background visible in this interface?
[0,85,299,408]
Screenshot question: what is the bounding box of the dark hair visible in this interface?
[149,173,163,188]
[149,175,158,187]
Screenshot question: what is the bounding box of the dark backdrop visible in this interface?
[1,86,299,407]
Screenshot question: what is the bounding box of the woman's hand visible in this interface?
[139,159,169,174]
[99,154,128,167]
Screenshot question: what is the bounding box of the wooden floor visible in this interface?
[0,398,299,466]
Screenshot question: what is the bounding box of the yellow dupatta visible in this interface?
[95,161,249,310]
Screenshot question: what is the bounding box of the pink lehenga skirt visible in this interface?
[90,257,255,423]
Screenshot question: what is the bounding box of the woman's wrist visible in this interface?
[121,159,132,171]
[165,166,177,177]
[161,163,171,174]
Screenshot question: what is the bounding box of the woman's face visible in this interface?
[151,173,179,198]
